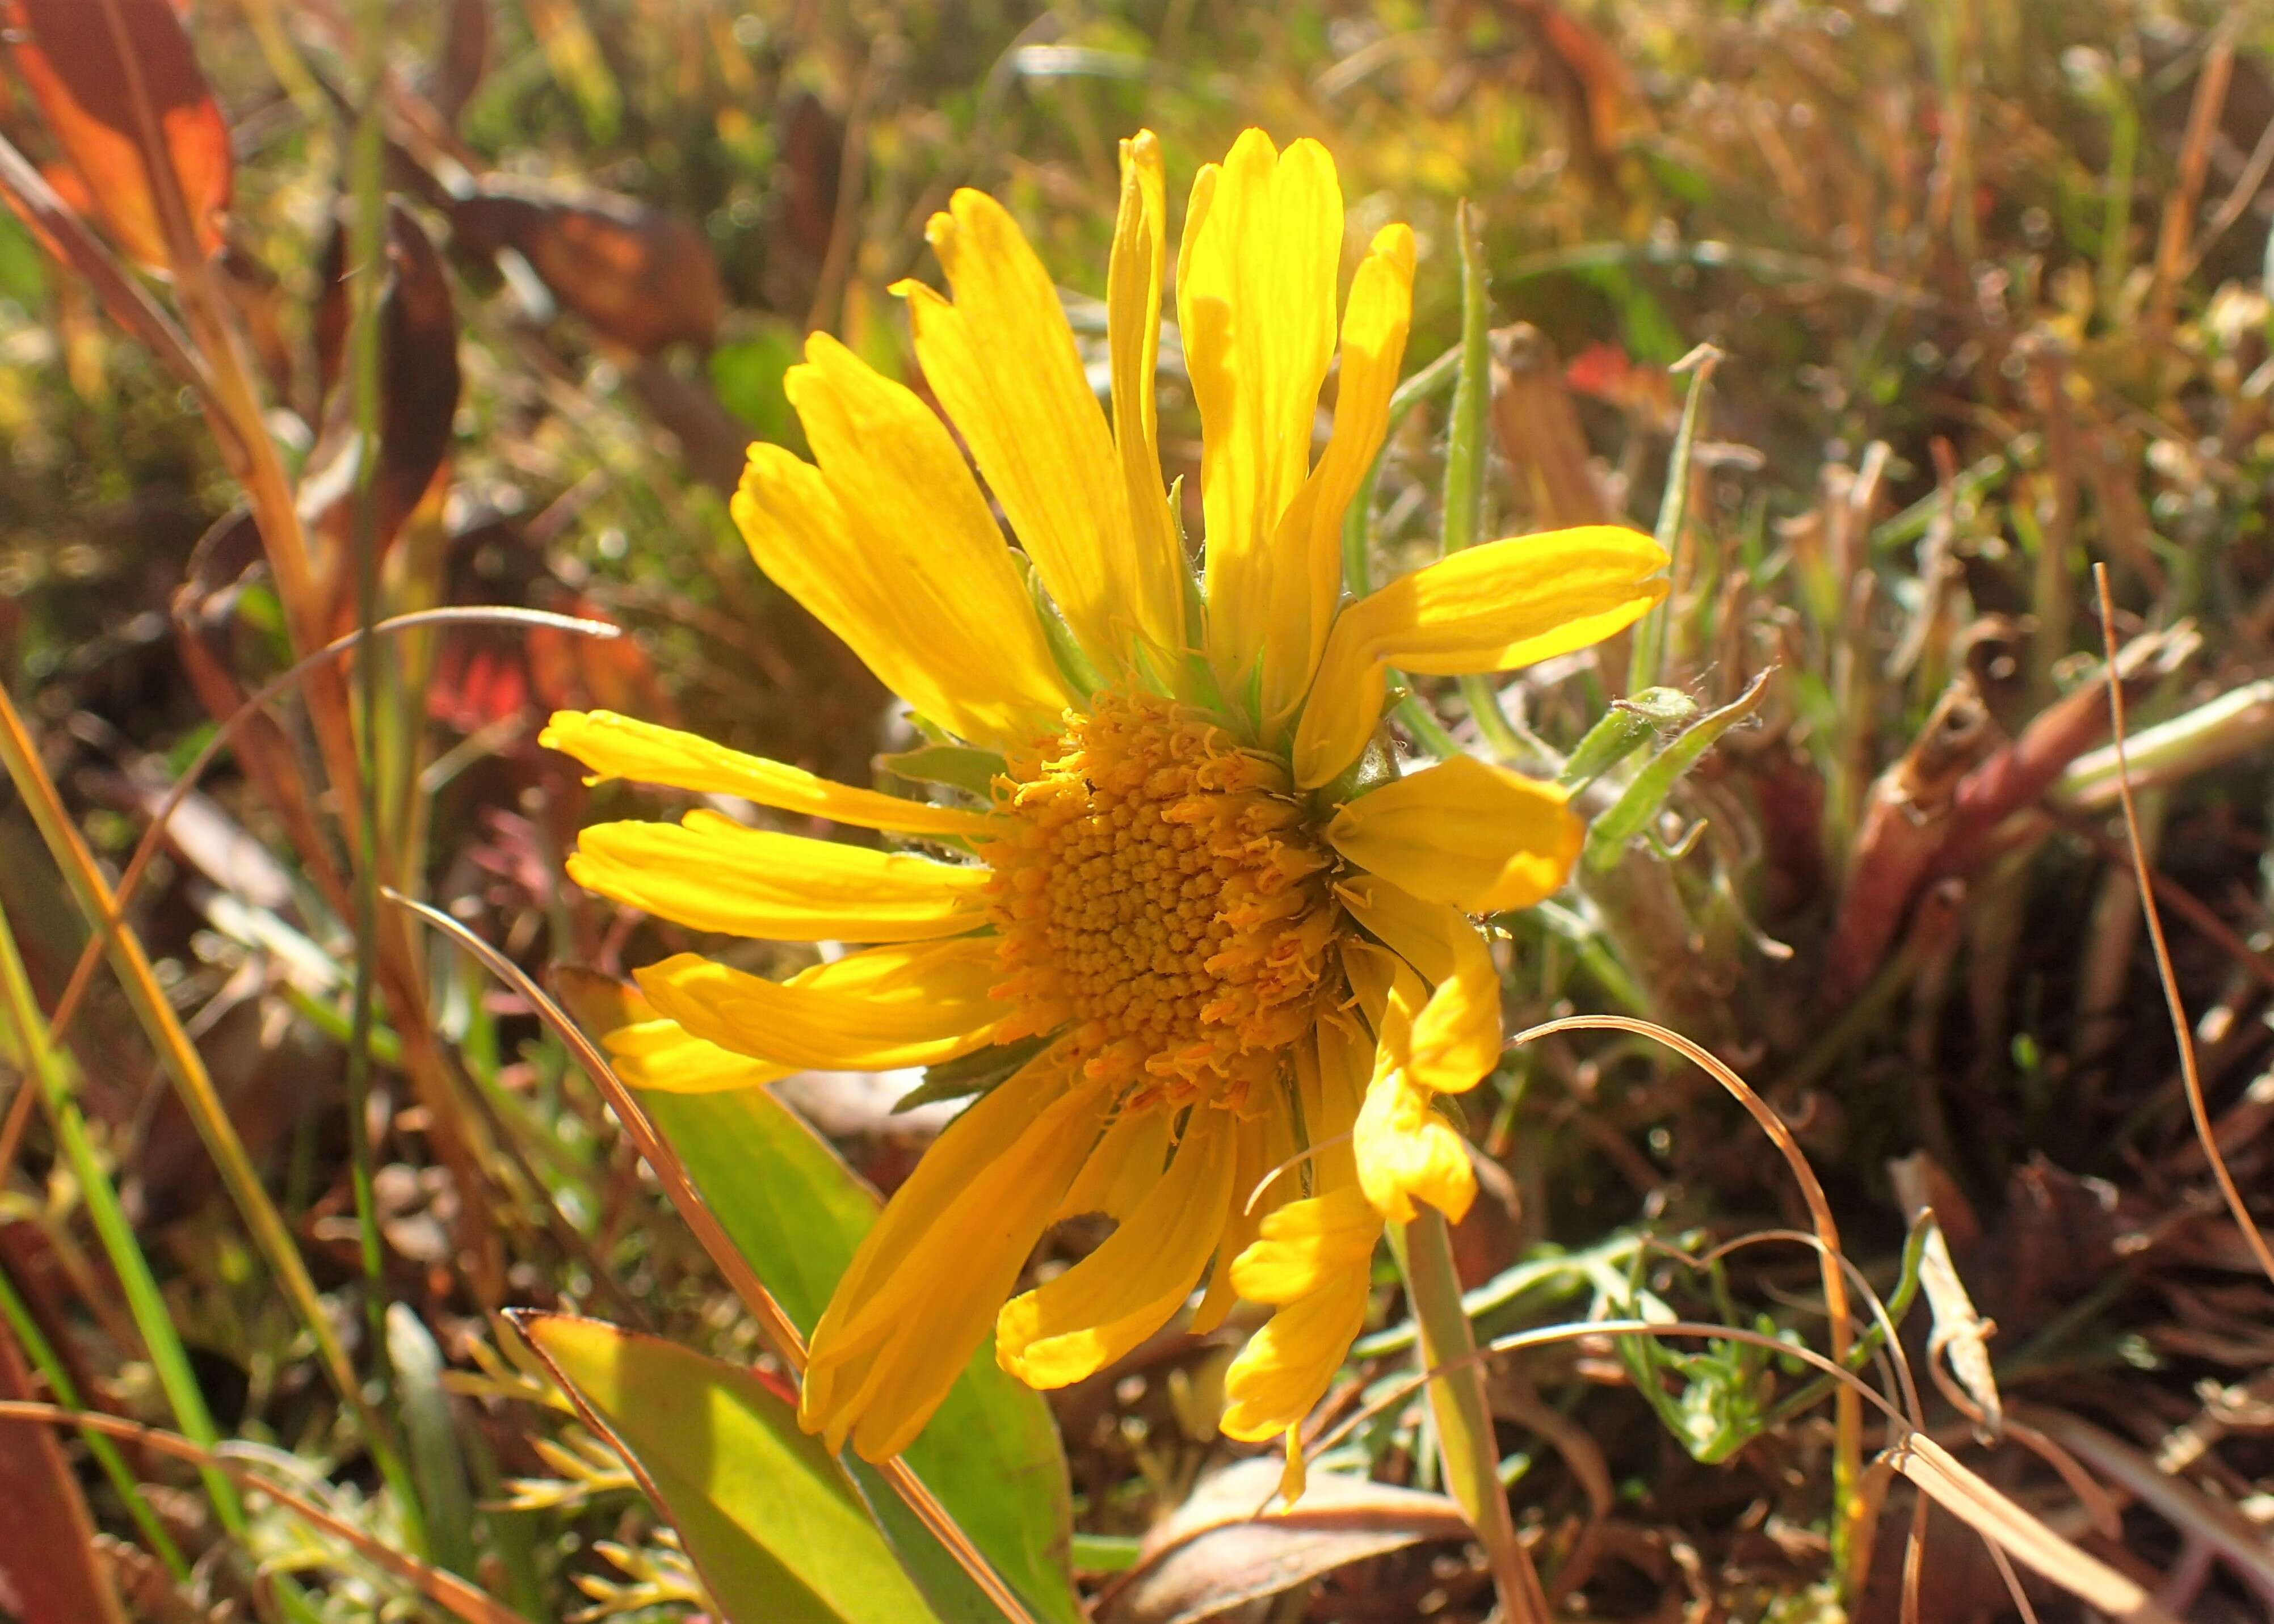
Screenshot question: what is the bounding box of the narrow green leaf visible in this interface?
[1583,668,1772,872]
[386,1305,479,1579]
[1441,199,1527,761]
[1558,687,1700,789]
[1626,344,1722,693]
[1440,200,1493,558]
[876,744,1007,798]
[518,1312,939,1624]
[898,1034,1050,1114]
[644,1086,1082,1624]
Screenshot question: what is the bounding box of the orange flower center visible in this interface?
[982,692,1339,1110]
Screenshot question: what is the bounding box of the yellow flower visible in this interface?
[545,129,1667,1474]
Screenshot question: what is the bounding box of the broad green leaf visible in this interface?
[646,1084,1083,1624]
[519,1312,938,1624]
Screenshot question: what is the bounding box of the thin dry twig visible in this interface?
[1297,1318,2179,1624]
[2093,564,2274,1287]
[1507,1013,1867,1569]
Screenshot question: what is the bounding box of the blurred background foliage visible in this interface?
[6,0,2274,1619]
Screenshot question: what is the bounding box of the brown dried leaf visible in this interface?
[1491,323,1615,529]
[452,179,723,354]
[1,0,230,270]
[306,202,461,615]
[434,0,492,127]
[1098,1458,1472,1624]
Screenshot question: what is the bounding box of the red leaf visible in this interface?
[2,0,232,270]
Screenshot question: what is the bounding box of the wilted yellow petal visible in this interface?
[1229,1185,1377,1304]
[1327,754,1582,914]
[1220,1257,1371,1443]
[541,709,994,839]
[734,334,1070,748]
[997,1110,1236,1387]
[1190,1107,1296,1336]
[1294,527,1670,786]
[567,810,989,941]
[1179,130,1343,699]
[602,1017,789,1094]
[1351,962,1478,1223]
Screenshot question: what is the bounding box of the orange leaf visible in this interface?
[2,0,232,270]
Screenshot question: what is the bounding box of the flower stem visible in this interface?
[1392,1209,1551,1623]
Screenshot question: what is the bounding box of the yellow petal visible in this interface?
[1304,1013,1371,1185]
[997,1109,1237,1388]
[734,333,1070,748]
[1229,1185,1378,1305]
[1055,1104,1171,1224]
[903,185,1166,679]
[1336,874,1500,1093]
[801,1046,1109,1459]
[1104,129,1189,668]
[541,709,994,839]
[1219,1258,1371,1443]
[1293,526,1671,786]
[1355,1075,1475,1225]
[1327,754,1582,914]
[603,1016,791,1094]
[1190,1106,1294,1336]
[634,937,1003,1072]
[1260,224,1416,730]
[567,810,988,941]
[1351,962,1478,1223]
[1280,1429,1308,1504]
[1179,131,1344,699]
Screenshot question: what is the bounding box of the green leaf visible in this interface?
[1583,668,1773,872]
[1559,687,1700,790]
[645,1085,1082,1624]
[876,744,1007,798]
[518,1312,939,1624]
[898,1034,1050,1115]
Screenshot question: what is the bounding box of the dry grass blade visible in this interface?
[0,1399,533,1624]
[2091,563,2274,1287]
[1880,1432,2176,1623]
[0,681,406,1481]
[1505,1013,1865,1567]
[1304,1318,2180,1624]
[384,891,1040,1624]
[384,890,806,1365]
[2015,1407,2274,1597]
[1915,1219,2001,1435]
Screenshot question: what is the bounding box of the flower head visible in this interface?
[545,129,1667,1476]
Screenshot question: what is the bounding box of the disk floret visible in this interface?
[983,692,1339,1109]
